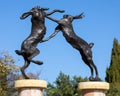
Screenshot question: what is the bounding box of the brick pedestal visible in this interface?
[78,82,109,96]
[15,79,47,96]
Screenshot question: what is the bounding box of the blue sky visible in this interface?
[0,0,120,82]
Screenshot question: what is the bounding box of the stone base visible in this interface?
[15,79,47,96]
[78,82,109,96]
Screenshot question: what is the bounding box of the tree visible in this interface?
[45,72,88,96]
[0,51,20,96]
[105,38,120,96]
[0,51,42,96]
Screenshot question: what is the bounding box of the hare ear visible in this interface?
[41,8,49,11]
[20,12,31,19]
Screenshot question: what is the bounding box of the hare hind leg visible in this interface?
[28,48,43,65]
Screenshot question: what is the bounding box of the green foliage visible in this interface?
[0,51,42,96]
[105,38,120,83]
[106,83,120,96]
[105,38,120,96]
[45,72,88,96]
[0,51,20,96]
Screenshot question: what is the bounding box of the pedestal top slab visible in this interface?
[78,82,109,90]
[15,79,47,89]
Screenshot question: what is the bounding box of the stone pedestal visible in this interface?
[15,79,47,96]
[78,82,109,96]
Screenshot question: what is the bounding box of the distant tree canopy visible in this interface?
[45,72,88,96]
[105,38,120,83]
[105,38,120,96]
[0,51,42,96]
[0,51,20,96]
